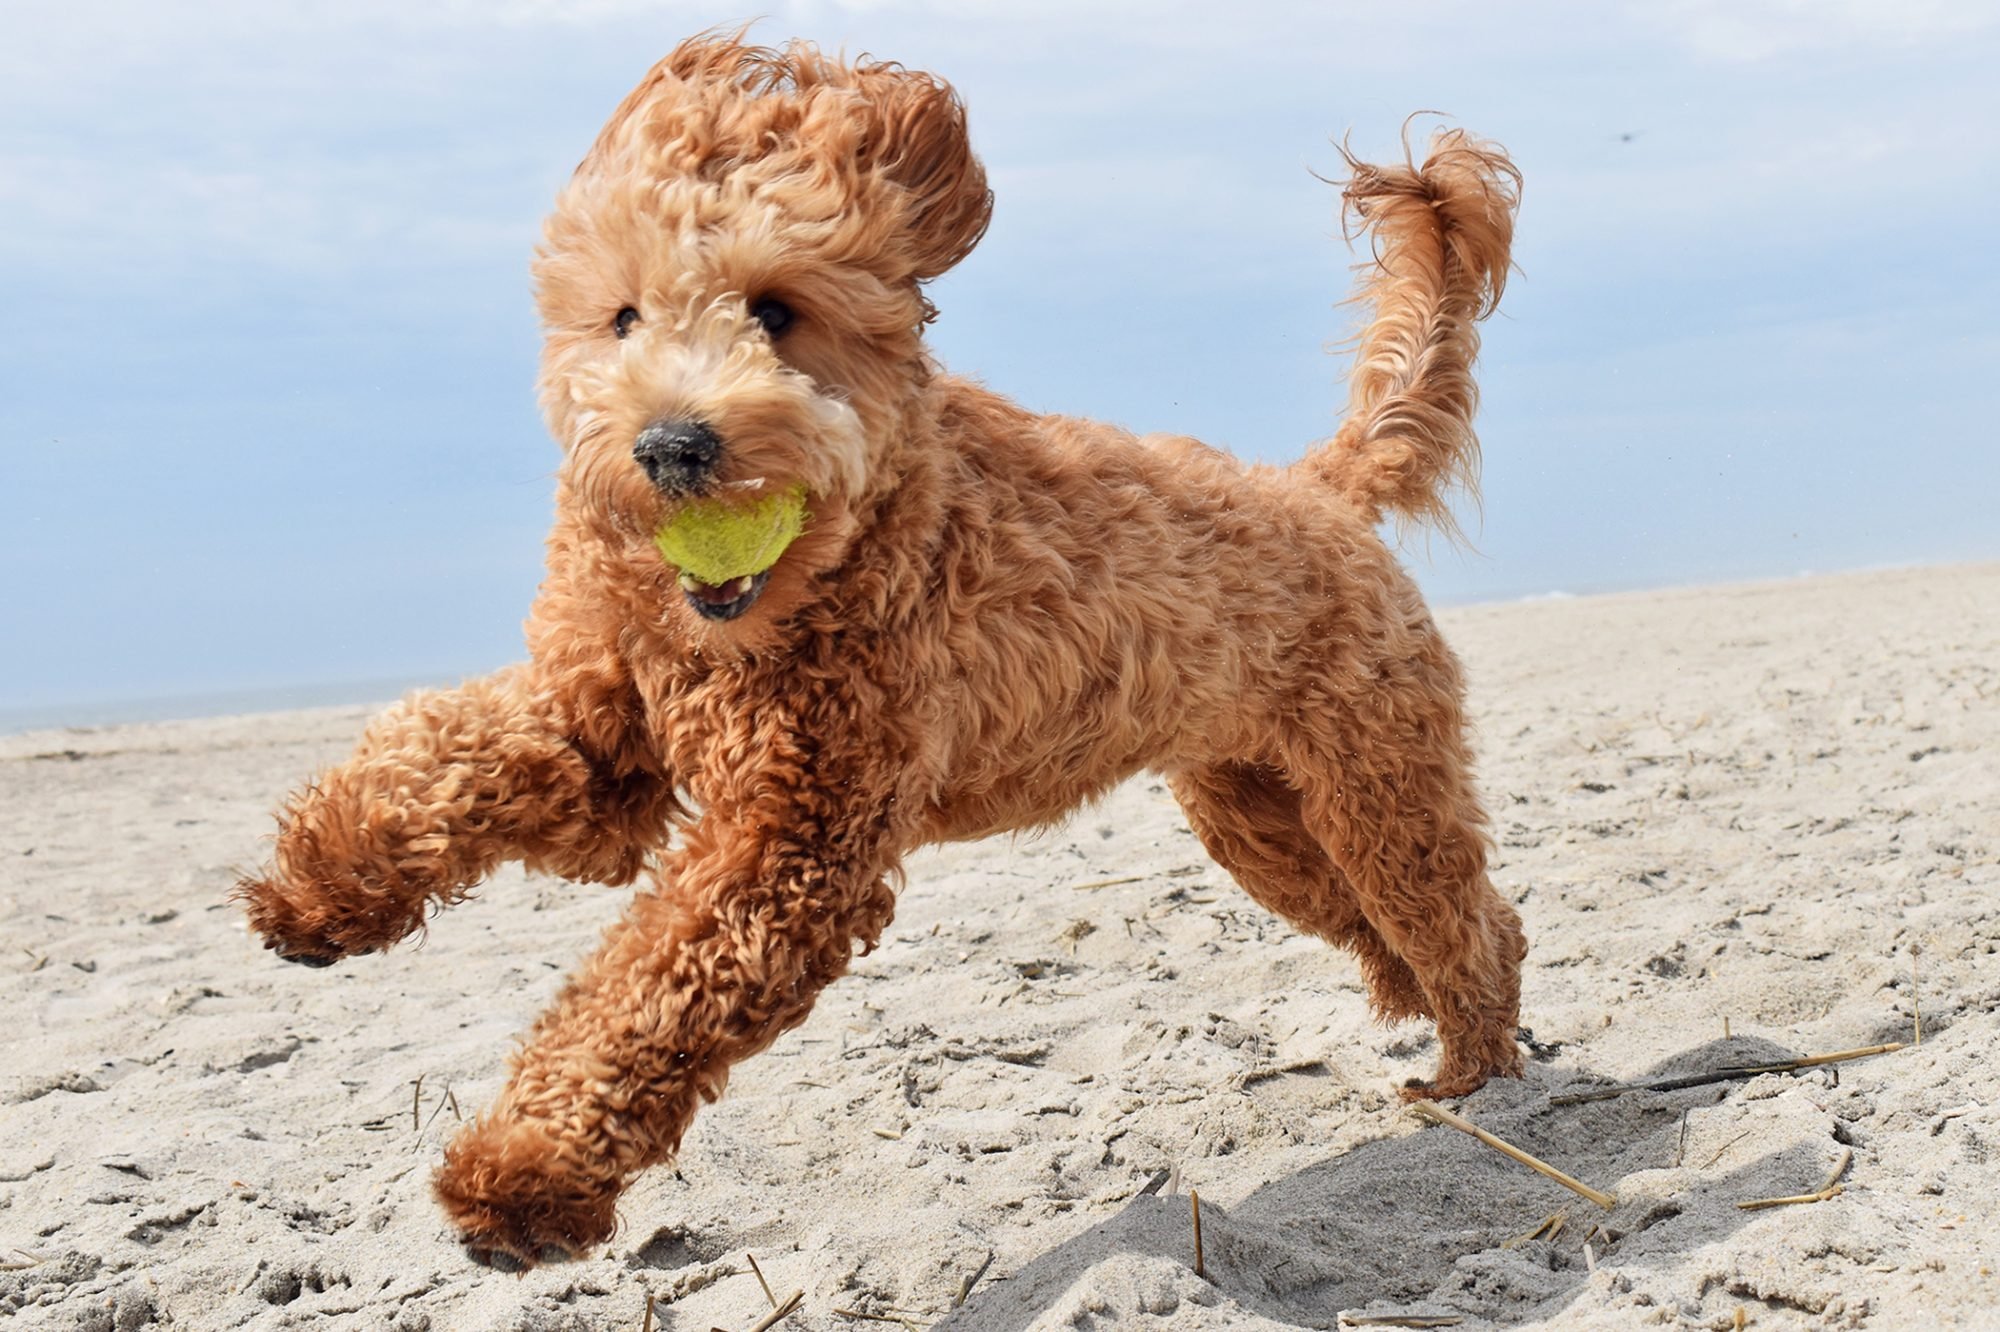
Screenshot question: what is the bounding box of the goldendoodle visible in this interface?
[240,33,1526,1269]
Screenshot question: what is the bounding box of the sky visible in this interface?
[4,0,1997,728]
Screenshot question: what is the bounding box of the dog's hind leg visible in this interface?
[1273,670,1525,1101]
[1168,761,1426,1023]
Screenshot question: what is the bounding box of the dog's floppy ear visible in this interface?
[853,64,994,282]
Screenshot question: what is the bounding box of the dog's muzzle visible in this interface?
[633,418,722,495]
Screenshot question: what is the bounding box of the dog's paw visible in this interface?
[277,949,340,968]
[1401,1040,1527,1102]
[232,871,393,966]
[1399,1075,1482,1103]
[434,1118,619,1272]
[463,1240,580,1273]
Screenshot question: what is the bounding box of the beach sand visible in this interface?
[3,562,1995,1330]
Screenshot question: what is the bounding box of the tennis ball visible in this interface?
[653,483,808,585]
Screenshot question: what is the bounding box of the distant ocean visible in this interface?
[2,564,1933,737]
[0,676,444,736]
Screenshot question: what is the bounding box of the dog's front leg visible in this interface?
[432,783,900,1268]
[238,665,669,965]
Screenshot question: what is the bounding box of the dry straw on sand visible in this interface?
[1407,1101,1618,1209]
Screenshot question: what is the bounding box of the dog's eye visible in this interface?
[749,298,795,339]
[613,306,640,339]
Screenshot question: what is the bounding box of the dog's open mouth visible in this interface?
[678,570,770,621]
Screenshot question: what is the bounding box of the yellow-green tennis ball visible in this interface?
[653,484,808,585]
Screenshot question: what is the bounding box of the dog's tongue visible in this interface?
[679,573,757,605]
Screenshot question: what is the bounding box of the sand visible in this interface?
[3,562,1995,1331]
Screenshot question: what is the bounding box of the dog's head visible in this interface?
[534,33,991,627]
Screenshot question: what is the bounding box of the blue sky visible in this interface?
[4,1,1997,727]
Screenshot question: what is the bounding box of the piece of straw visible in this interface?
[1191,1190,1205,1278]
[1737,1148,1852,1211]
[1339,1315,1464,1328]
[953,1249,995,1307]
[747,1253,776,1308]
[1409,1102,1616,1209]
[640,1293,656,1332]
[1503,1211,1568,1249]
[1549,1043,1904,1105]
[743,1290,804,1332]
[1701,1128,1754,1170]
[413,1082,456,1150]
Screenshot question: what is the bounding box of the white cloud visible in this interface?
[1646,0,1998,63]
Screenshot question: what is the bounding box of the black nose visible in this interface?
[632,418,723,494]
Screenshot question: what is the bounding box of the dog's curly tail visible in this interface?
[1308,127,1520,535]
